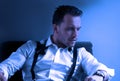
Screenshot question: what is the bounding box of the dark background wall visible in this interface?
[0,0,119,81]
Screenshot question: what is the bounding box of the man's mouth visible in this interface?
[69,39,77,42]
[70,38,77,41]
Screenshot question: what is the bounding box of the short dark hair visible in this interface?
[52,5,83,25]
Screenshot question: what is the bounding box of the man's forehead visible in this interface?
[62,14,80,23]
[62,14,81,26]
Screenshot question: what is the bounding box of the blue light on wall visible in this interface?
[0,0,119,81]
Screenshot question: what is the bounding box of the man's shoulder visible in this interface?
[24,39,47,48]
[25,40,37,46]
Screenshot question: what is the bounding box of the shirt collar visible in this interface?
[45,35,53,47]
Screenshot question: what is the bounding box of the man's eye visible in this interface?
[66,27,81,31]
[67,28,74,31]
[77,28,80,31]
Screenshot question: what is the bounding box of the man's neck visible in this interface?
[51,34,67,48]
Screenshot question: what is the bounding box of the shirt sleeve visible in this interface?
[78,47,115,80]
[0,40,36,79]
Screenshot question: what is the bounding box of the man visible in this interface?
[0,5,114,81]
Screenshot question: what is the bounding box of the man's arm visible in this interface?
[0,40,36,80]
[78,48,115,81]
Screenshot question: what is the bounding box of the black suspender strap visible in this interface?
[66,44,78,81]
[31,40,78,81]
[31,40,47,80]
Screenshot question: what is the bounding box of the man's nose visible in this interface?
[73,29,78,38]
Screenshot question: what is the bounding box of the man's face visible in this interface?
[55,14,81,47]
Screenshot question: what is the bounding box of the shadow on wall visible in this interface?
[0,0,100,43]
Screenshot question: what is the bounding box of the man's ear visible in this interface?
[53,24,59,33]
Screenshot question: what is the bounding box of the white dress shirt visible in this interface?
[0,36,114,81]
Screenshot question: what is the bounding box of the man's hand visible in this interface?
[0,72,7,81]
[84,75,103,81]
